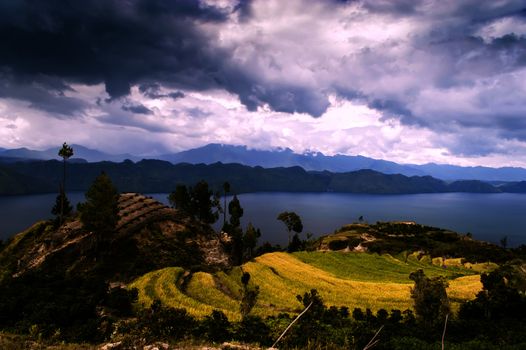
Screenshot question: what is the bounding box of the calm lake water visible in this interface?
[1,192,525,246]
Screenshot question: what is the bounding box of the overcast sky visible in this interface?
[1,0,526,167]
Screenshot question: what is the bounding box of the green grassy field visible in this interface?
[130,251,487,320]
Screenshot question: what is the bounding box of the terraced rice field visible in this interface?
[130,251,485,320]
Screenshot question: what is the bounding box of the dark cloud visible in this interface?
[220,72,331,117]
[0,0,229,100]
[139,83,185,100]
[121,103,153,115]
[0,70,87,116]
[0,0,336,117]
[233,0,254,21]
[167,91,186,99]
[98,113,169,133]
[184,107,211,119]
[369,99,418,124]
[360,0,423,15]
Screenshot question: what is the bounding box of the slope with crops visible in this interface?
[130,250,485,320]
[0,193,230,283]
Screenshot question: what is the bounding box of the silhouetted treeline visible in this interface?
[2,159,526,195]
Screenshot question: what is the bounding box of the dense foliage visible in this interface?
[78,172,119,235]
[168,181,219,224]
[0,271,136,343]
[409,269,450,328]
[51,189,72,223]
[277,211,303,248]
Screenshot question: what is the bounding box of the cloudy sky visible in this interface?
[1,0,526,167]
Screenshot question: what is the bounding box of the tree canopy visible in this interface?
[409,269,450,328]
[52,189,72,221]
[58,142,74,161]
[277,211,303,245]
[79,172,119,235]
[228,195,243,228]
[168,181,219,225]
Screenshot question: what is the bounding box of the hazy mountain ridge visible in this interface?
[0,144,140,163]
[157,143,426,177]
[413,163,526,182]
[2,143,526,181]
[1,159,525,195]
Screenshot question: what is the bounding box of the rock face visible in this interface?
[0,193,230,282]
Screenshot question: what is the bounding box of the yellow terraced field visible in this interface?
[130,251,483,320]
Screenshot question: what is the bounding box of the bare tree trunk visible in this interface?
[60,158,66,225]
[442,313,449,350]
[270,302,313,349]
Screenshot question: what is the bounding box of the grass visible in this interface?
[130,251,484,320]
[292,251,476,283]
[130,252,482,320]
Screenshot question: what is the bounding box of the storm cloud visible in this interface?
[0,0,228,97]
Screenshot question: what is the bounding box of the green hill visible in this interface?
[130,251,486,321]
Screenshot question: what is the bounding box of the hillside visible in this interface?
[317,222,512,263]
[0,193,229,282]
[2,160,525,195]
[130,251,484,321]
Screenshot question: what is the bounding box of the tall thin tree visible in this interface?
[222,181,230,229]
[58,142,74,225]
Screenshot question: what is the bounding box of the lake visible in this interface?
[1,192,525,246]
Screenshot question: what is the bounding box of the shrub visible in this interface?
[328,239,349,251]
[135,300,197,342]
[198,310,231,343]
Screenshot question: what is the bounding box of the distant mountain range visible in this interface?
[1,159,525,195]
[2,143,526,182]
[0,144,140,163]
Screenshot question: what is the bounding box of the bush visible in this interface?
[328,239,349,251]
[198,310,231,343]
[104,287,138,317]
[135,300,197,342]
[233,315,271,345]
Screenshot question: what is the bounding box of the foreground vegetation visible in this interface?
[1,171,525,349]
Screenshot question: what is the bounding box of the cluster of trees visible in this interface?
[168,181,264,265]
[167,179,312,261]
[50,143,120,237]
[168,181,220,224]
